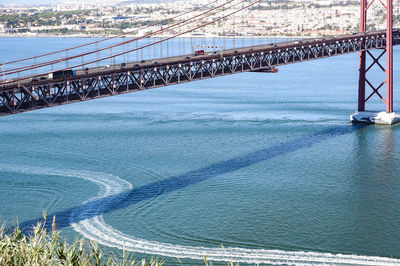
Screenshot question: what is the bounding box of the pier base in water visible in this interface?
[350,111,400,125]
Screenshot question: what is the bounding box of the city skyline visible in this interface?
[0,0,171,5]
[1,0,96,5]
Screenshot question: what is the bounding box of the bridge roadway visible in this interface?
[1,29,400,115]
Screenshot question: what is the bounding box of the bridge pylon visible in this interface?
[351,0,400,124]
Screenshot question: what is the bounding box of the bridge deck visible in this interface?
[1,30,399,115]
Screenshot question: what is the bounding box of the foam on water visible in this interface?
[2,164,400,265]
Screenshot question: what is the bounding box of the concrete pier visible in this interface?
[350,111,400,125]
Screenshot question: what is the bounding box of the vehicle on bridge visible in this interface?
[48,70,76,79]
[194,50,205,56]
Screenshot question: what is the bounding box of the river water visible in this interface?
[1,37,400,265]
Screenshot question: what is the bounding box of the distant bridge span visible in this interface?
[1,30,399,116]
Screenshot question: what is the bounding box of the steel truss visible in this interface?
[1,30,400,115]
[358,0,394,113]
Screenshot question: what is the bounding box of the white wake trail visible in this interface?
[2,164,400,265]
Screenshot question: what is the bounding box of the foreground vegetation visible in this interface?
[0,216,160,265]
[0,214,238,265]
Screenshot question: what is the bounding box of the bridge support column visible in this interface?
[357,0,367,112]
[351,0,400,124]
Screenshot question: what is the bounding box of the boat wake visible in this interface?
[2,164,400,265]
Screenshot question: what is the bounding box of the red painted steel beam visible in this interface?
[358,0,394,113]
[358,0,367,111]
[386,0,394,113]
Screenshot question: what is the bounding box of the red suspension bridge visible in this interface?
[0,0,399,124]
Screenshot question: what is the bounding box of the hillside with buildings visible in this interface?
[1,0,400,37]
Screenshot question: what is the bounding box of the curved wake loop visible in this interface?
[2,164,400,265]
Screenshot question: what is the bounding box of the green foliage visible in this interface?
[37,10,91,20]
[0,215,242,265]
[0,9,91,28]
[0,215,164,266]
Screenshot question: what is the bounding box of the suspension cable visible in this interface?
[0,0,260,86]
[0,0,220,67]
[1,0,239,76]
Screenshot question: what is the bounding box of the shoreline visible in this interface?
[0,33,319,39]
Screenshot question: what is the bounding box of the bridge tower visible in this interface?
[351,0,400,124]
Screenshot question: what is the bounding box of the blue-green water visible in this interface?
[1,38,400,264]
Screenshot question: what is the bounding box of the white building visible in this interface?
[0,24,8,33]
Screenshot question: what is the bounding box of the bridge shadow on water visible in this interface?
[17,123,369,232]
